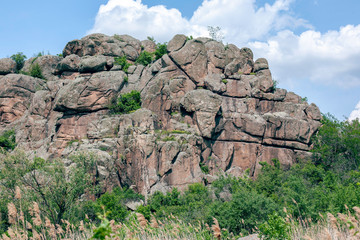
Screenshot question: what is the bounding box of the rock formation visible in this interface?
[0,33,321,196]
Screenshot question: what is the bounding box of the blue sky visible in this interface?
[1,0,360,120]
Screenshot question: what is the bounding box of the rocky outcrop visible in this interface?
[0,34,321,196]
[0,58,16,75]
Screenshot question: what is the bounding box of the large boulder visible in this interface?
[22,55,61,81]
[63,33,141,61]
[169,38,208,85]
[0,58,16,75]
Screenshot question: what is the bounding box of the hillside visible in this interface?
[0,34,322,196]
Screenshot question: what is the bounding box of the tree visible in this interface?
[10,52,27,73]
[0,151,97,224]
[208,26,224,42]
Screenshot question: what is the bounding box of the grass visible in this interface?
[66,139,81,146]
[222,79,228,84]
[3,188,360,240]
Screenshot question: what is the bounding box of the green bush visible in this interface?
[29,63,44,79]
[114,56,132,73]
[0,130,16,151]
[10,52,27,73]
[109,90,141,114]
[209,190,280,234]
[135,51,153,66]
[154,43,167,60]
[259,213,291,240]
[86,187,143,223]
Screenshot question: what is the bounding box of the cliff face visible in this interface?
[0,34,321,195]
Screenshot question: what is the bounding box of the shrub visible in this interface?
[29,63,44,79]
[114,56,132,73]
[109,90,141,114]
[86,187,143,223]
[10,52,26,73]
[199,162,210,174]
[0,152,97,225]
[270,79,278,92]
[259,213,291,240]
[0,130,16,151]
[135,51,153,66]
[154,43,168,60]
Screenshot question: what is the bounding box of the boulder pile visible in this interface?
[0,33,321,195]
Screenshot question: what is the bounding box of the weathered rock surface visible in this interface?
[0,34,322,196]
[0,58,16,75]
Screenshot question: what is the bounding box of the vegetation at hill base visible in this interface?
[1,114,360,239]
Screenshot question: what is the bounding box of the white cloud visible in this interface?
[249,25,360,88]
[88,0,197,42]
[349,101,360,121]
[88,0,360,119]
[88,0,308,44]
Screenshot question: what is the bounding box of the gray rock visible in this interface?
[22,55,61,81]
[141,39,156,53]
[238,234,259,240]
[169,39,207,85]
[56,54,81,73]
[204,74,226,93]
[254,58,269,72]
[167,34,187,52]
[79,55,108,73]
[125,200,144,211]
[181,89,222,137]
[0,58,16,75]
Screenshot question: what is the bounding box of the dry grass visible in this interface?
[290,206,360,240]
[4,194,360,240]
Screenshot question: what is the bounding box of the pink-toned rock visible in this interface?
[0,74,45,123]
[0,33,323,195]
[169,39,208,85]
[141,39,157,53]
[0,58,16,75]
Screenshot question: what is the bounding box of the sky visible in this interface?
[1,0,360,121]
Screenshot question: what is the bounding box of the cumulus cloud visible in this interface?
[88,0,307,44]
[249,25,360,87]
[349,101,360,121]
[88,0,360,119]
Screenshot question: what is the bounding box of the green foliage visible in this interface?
[199,162,210,174]
[147,36,155,42]
[29,63,44,79]
[114,56,132,73]
[86,187,143,223]
[91,210,112,240]
[270,79,278,92]
[0,152,97,225]
[0,130,16,151]
[162,136,176,141]
[124,75,128,83]
[221,79,228,84]
[259,213,291,240]
[249,72,256,75]
[109,90,141,114]
[301,97,308,102]
[186,35,193,41]
[135,51,153,66]
[312,114,360,172]
[210,190,280,234]
[154,43,168,60]
[10,52,27,72]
